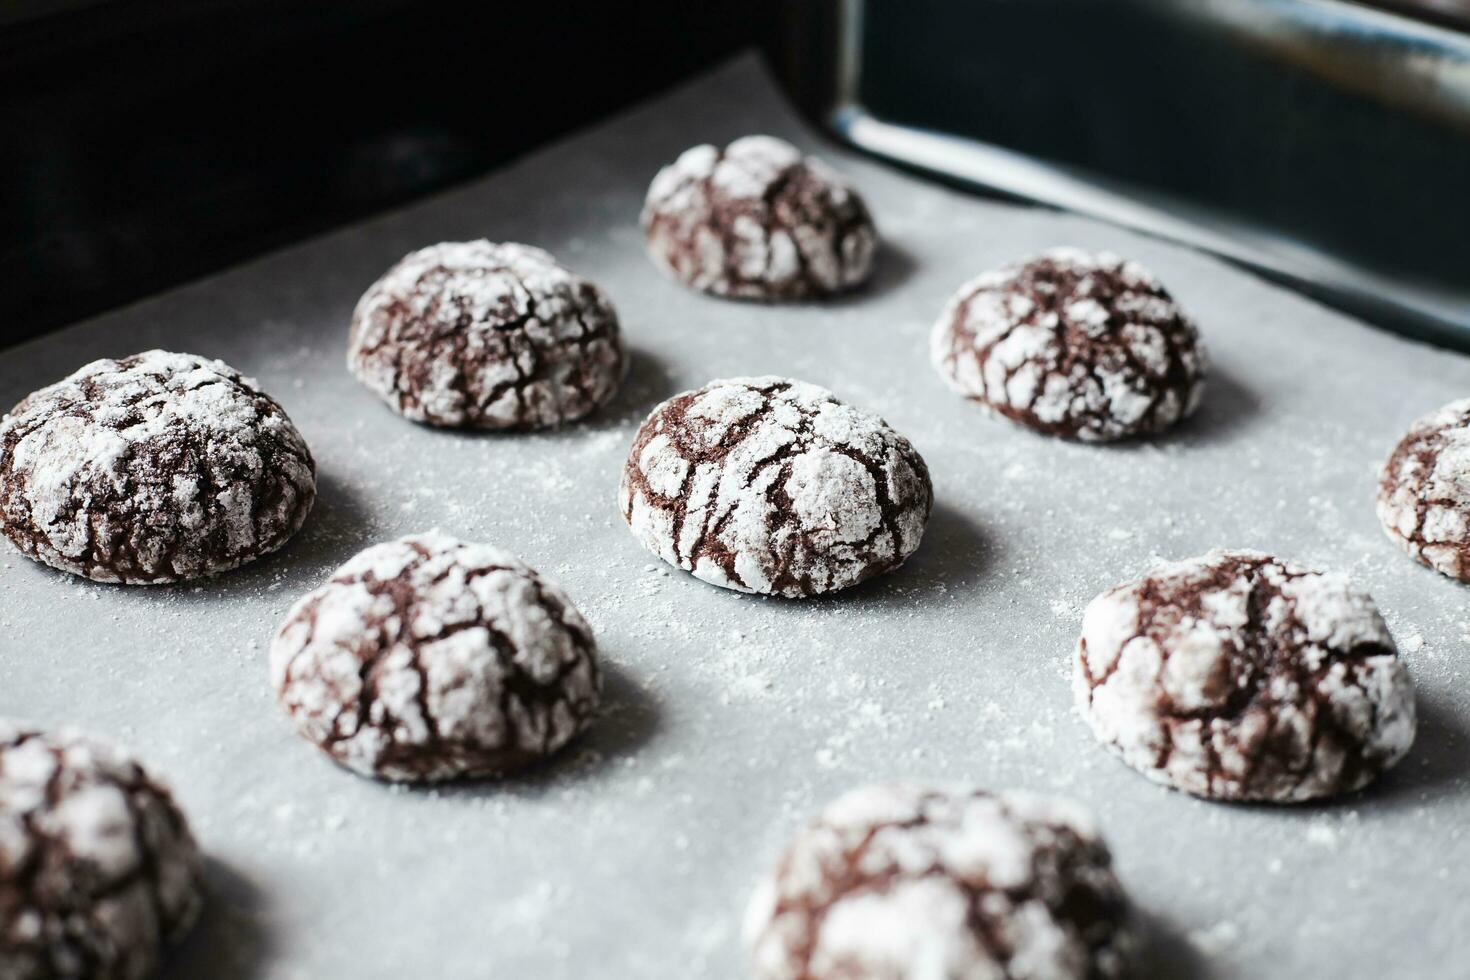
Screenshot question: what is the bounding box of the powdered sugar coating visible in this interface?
[1074,550,1416,802]
[641,135,877,301]
[618,377,932,598]
[931,248,1206,441]
[347,241,627,429]
[270,531,601,782]
[0,350,316,584]
[0,723,203,980]
[745,784,1131,980]
[1377,398,1470,582]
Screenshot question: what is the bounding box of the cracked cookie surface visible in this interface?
[347,241,627,429]
[0,723,203,980]
[0,350,316,584]
[745,784,1131,980]
[619,377,931,598]
[931,248,1205,441]
[1074,550,1416,802]
[270,531,601,782]
[641,135,877,301]
[1377,398,1470,583]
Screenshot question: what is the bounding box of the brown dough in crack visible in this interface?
[347,241,627,429]
[0,350,315,584]
[745,784,1132,980]
[0,723,203,980]
[641,135,877,301]
[1377,398,1470,583]
[1073,550,1416,802]
[618,377,931,598]
[931,248,1205,441]
[270,531,601,783]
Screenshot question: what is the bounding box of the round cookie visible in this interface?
[347,240,627,429]
[270,531,601,782]
[931,247,1206,441]
[641,135,877,301]
[1074,550,1416,802]
[0,350,316,584]
[1377,398,1470,582]
[0,723,203,980]
[745,784,1132,980]
[619,377,932,598]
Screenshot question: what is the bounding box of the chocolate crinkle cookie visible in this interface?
[0,723,203,980]
[1074,550,1416,802]
[270,531,601,782]
[745,785,1132,980]
[931,247,1206,441]
[0,350,316,584]
[619,377,932,598]
[1377,398,1470,583]
[347,240,627,429]
[641,135,877,301]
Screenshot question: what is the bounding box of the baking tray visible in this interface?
[781,0,1470,347]
[1,55,1466,979]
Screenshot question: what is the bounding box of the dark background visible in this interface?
[1,0,779,346]
[5,0,1467,350]
[858,0,1470,288]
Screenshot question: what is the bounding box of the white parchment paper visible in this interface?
[1,55,1466,979]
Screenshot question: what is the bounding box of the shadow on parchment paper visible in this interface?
[128,469,380,607]
[1130,907,1215,980]
[805,499,997,611]
[560,345,676,435]
[1176,694,1470,821]
[1324,693,1470,814]
[1152,362,1258,448]
[398,345,673,445]
[264,469,381,577]
[823,240,919,307]
[436,660,662,801]
[161,858,273,980]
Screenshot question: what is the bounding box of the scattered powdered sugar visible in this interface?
[1304,820,1340,850]
[1,57,1467,980]
[0,349,315,583]
[744,784,1131,980]
[619,377,932,598]
[1073,549,1417,802]
[1188,920,1241,957]
[348,240,626,429]
[1377,398,1470,582]
[641,135,877,300]
[270,530,601,782]
[0,723,203,978]
[931,248,1206,441]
